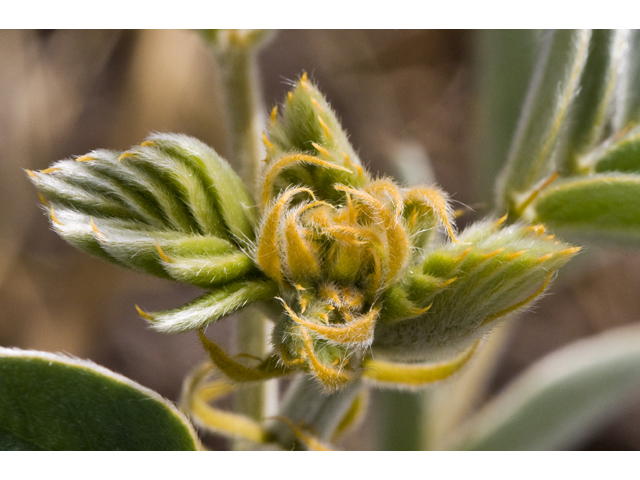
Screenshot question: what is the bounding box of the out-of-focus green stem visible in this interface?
[214,30,266,190]
[268,375,364,450]
[207,30,274,449]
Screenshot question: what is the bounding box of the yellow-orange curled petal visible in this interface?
[366,180,404,217]
[262,132,274,151]
[75,155,95,162]
[270,105,278,123]
[506,250,527,261]
[283,212,320,280]
[404,187,459,244]
[117,152,136,162]
[440,277,458,288]
[198,330,289,383]
[41,167,59,174]
[492,213,509,229]
[289,305,380,346]
[483,247,505,259]
[135,305,155,321]
[318,115,333,140]
[537,253,554,263]
[279,345,306,367]
[90,217,105,239]
[156,242,172,263]
[454,247,473,263]
[310,97,325,112]
[256,187,315,282]
[482,273,553,326]
[311,142,331,157]
[300,328,351,391]
[362,340,480,388]
[526,224,546,236]
[49,207,62,225]
[271,416,333,451]
[262,154,349,205]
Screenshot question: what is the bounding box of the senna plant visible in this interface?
[5,29,640,450]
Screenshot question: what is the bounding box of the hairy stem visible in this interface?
[215,32,265,190]
[268,375,364,450]
[211,31,274,448]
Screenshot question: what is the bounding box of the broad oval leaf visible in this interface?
[532,173,640,247]
[452,322,640,450]
[0,348,199,450]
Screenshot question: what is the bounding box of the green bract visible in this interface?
[28,76,579,393]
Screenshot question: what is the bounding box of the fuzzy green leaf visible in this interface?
[144,280,278,334]
[0,348,199,451]
[585,124,640,174]
[532,173,640,247]
[497,30,591,214]
[453,322,640,450]
[374,220,579,362]
[565,30,629,172]
[263,75,370,203]
[27,134,259,287]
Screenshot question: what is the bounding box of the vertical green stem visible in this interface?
[215,32,265,190]
[210,31,274,448]
[268,375,364,450]
[376,389,430,450]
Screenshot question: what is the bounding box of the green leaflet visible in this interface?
[144,280,278,334]
[27,134,259,288]
[0,348,198,451]
[374,220,579,362]
[587,124,640,173]
[532,174,640,246]
[263,75,370,203]
[142,133,259,248]
[452,322,640,451]
[496,30,591,215]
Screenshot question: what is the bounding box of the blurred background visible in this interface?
[1,29,640,450]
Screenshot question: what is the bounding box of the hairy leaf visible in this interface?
[565,30,629,172]
[374,219,579,361]
[143,280,278,334]
[0,348,199,451]
[27,134,258,287]
[497,30,591,214]
[533,173,640,247]
[586,124,640,174]
[452,322,640,450]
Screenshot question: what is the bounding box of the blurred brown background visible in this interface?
[1,30,639,450]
